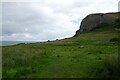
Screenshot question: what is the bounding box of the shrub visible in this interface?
[14,67,32,78]
[98,57,102,60]
[57,54,60,58]
[109,38,119,42]
[115,19,120,27]
[56,39,59,40]
[88,52,92,55]
[48,40,50,42]
[99,51,102,54]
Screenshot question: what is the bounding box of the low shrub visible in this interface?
[109,37,119,42]
[57,54,60,58]
[14,67,32,78]
[88,53,92,55]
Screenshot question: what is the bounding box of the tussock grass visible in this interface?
[91,55,120,78]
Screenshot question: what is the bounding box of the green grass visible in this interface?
[2,24,120,78]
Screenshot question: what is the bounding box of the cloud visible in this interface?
[1,0,119,41]
[118,1,120,12]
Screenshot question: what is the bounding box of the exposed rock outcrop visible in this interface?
[75,12,119,36]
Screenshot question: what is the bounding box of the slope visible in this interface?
[2,22,120,78]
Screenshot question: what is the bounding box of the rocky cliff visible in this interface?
[75,12,119,36]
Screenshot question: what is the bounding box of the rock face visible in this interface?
[75,12,119,36]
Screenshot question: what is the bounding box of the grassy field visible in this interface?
[2,23,120,78]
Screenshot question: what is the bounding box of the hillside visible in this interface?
[2,12,120,78]
[75,12,119,36]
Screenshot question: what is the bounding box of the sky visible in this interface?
[1,0,119,41]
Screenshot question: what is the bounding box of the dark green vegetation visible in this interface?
[2,23,120,78]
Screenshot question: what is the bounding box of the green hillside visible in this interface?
[2,22,120,78]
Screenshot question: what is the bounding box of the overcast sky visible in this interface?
[1,0,119,41]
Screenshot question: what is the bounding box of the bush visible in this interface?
[115,19,120,27]
[57,54,60,58]
[88,52,92,55]
[14,67,32,78]
[109,38,119,42]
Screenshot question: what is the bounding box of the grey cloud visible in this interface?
[2,2,54,35]
[2,2,77,41]
[2,0,119,41]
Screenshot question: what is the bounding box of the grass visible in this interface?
[2,24,120,78]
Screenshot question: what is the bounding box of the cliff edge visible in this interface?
[75,12,119,36]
